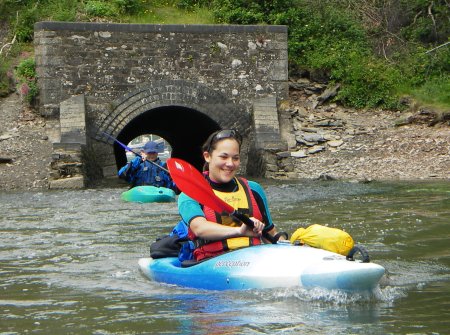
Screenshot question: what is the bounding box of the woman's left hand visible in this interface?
[248,217,264,236]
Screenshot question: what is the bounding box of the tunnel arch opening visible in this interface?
[114,105,220,171]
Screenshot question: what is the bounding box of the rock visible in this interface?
[49,176,85,189]
[317,173,336,181]
[308,145,325,154]
[302,133,326,143]
[323,134,341,141]
[327,140,344,147]
[291,150,308,158]
[317,84,340,104]
[301,127,320,133]
[0,133,14,141]
[314,120,344,127]
[276,151,291,158]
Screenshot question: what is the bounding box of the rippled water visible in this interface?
[1,180,449,335]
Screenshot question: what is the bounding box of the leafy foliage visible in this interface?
[0,61,13,97]
[83,0,145,18]
[0,0,448,108]
[212,0,292,24]
[14,57,38,104]
[176,0,211,10]
[84,1,116,17]
[208,0,449,109]
[410,75,450,108]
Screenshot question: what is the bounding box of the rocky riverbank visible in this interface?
[0,94,52,190]
[0,89,449,191]
[278,79,450,181]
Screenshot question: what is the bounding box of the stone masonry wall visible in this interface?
[34,22,287,118]
[34,22,289,185]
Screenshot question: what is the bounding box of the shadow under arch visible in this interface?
[115,105,220,171]
[96,79,252,177]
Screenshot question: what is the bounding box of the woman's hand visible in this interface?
[190,216,265,240]
[238,217,264,237]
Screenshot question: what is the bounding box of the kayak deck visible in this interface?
[138,243,385,291]
[121,186,176,203]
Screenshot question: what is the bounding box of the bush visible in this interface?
[337,57,401,109]
[15,58,35,79]
[177,0,211,10]
[0,62,13,97]
[411,75,450,107]
[14,6,39,42]
[44,0,79,22]
[84,0,117,18]
[1,0,447,109]
[212,0,292,24]
[270,4,396,108]
[83,0,145,18]
[15,57,38,104]
[113,0,145,15]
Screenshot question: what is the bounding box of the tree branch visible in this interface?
[0,34,17,56]
[427,1,438,39]
[412,10,423,25]
[425,41,450,54]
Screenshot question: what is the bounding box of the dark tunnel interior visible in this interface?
[114,106,221,172]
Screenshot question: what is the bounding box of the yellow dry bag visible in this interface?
[290,224,354,256]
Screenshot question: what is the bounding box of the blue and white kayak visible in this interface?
[121,186,176,203]
[138,243,385,291]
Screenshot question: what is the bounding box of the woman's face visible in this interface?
[204,138,240,183]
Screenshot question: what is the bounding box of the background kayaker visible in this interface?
[118,141,175,190]
[177,129,285,261]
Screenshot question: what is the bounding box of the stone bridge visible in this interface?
[34,22,290,188]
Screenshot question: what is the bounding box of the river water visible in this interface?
[1,180,449,335]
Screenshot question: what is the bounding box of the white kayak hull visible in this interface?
[138,243,385,291]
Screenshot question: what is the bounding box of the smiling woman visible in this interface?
[139,156,386,291]
[175,129,286,262]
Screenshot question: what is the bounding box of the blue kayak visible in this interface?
[138,243,385,291]
[121,186,176,203]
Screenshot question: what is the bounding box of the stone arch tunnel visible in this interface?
[114,105,220,172]
[95,80,255,182]
[34,22,289,188]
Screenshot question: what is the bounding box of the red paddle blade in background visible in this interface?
[166,158,234,214]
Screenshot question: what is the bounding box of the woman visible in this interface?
[178,129,285,261]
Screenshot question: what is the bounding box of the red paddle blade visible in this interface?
[167,158,234,214]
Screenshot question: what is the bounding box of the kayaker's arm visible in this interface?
[190,216,264,240]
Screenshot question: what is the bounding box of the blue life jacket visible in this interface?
[118,157,173,189]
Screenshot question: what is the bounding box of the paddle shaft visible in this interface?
[102,132,169,173]
[232,210,276,244]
